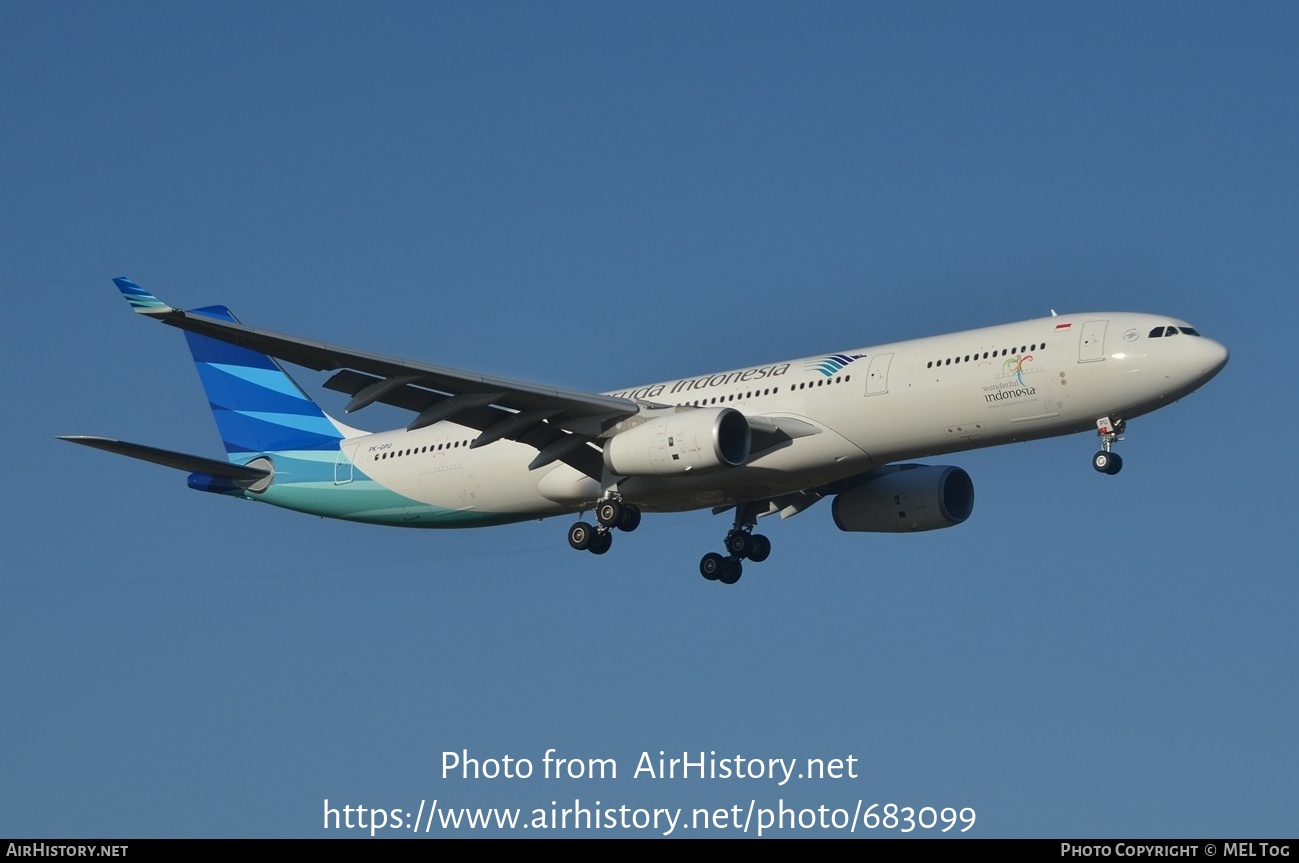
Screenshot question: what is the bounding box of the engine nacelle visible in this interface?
[603,408,751,476]
[832,465,974,533]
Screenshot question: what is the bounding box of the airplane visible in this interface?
[62,278,1229,585]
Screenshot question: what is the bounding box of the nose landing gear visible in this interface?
[1092,417,1126,475]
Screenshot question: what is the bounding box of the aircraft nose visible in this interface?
[1189,335,1226,384]
[1199,337,1229,380]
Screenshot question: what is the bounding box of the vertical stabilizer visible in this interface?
[182,305,346,460]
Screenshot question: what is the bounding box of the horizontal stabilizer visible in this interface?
[58,436,271,480]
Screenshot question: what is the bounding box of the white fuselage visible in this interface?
[344,312,1228,521]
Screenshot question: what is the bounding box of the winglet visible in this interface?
[113,277,174,316]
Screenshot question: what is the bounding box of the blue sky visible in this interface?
[3,2,1296,838]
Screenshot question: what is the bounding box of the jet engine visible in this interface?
[831,465,974,532]
[603,408,751,476]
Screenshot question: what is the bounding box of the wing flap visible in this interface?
[323,369,603,476]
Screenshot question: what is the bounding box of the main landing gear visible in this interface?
[566,495,773,587]
[699,503,771,586]
[567,496,641,556]
[1092,417,1126,475]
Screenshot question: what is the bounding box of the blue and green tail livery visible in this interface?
[181,305,345,459]
[115,277,343,458]
[99,278,435,521]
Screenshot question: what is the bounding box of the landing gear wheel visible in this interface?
[617,504,641,532]
[596,500,624,528]
[1093,451,1123,475]
[718,558,743,585]
[700,552,725,581]
[1093,417,1126,475]
[747,534,771,563]
[725,532,752,557]
[567,521,595,551]
[588,529,613,555]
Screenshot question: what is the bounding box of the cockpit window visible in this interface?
[1150,324,1204,339]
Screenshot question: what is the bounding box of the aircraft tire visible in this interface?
[617,504,641,532]
[588,530,613,555]
[1104,452,1124,475]
[748,534,771,563]
[725,532,752,557]
[718,559,743,585]
[568,521,596,551]
[1092,451,1113,474]
[700,552,725,581]
[596,500,623,527]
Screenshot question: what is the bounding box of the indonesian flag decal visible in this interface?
[1055,322,1073,331]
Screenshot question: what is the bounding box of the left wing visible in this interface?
[113,278,640,474]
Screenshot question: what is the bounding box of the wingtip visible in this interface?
[59,435,110,445]
[113,277,173,315]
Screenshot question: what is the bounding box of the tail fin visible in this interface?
[113,276,362,461]
[179,304,350,460]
